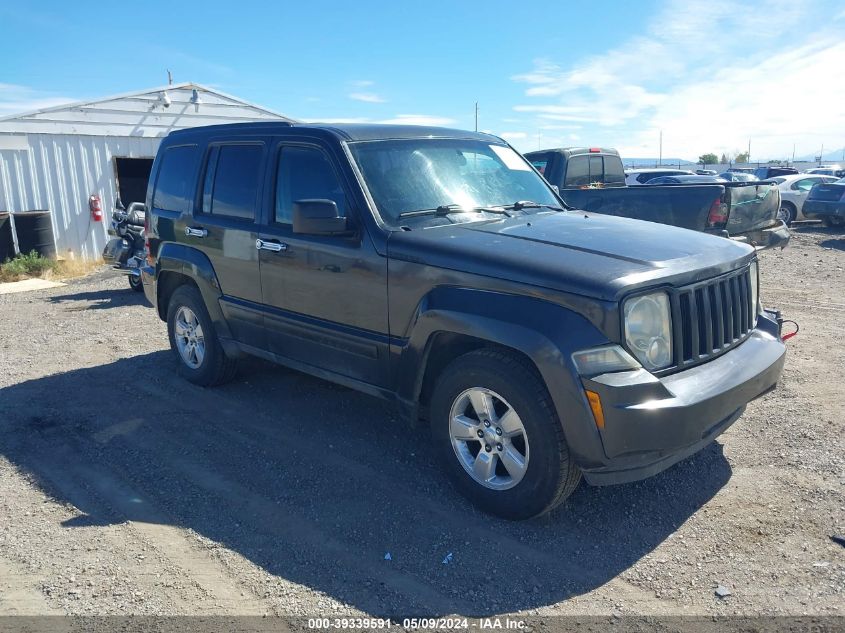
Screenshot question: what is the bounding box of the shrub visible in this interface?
[0,251,59,282]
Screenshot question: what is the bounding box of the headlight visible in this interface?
[750,260,760,322]
[623,292,673,371]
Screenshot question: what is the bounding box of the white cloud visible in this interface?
[0,83,74,117]
[509,0,843,158]
[349,92,385,103]
[500,132,527,140]
[377,114,456,126]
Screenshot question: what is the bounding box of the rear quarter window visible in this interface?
[152,145,198,213]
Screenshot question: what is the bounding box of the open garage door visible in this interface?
[114,157,154,207]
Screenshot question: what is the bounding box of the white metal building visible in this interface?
[0,83,295,260]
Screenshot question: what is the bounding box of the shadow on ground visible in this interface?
[0,352,732,617]
[48,287,148,310]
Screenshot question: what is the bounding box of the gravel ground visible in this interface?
[0,226,843,620]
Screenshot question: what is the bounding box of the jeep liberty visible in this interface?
[141,123,786,519]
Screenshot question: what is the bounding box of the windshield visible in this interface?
[348,139,560,226]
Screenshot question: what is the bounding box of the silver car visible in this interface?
[773,174,839,224]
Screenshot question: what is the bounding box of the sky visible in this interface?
[1,0,844,161]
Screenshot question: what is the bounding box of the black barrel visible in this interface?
[12,211,56,259]
[0,213,15,262]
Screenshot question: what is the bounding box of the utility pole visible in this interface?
[658,130,662,166]
[747,138,751,165]
[791,144,795,166]
[167,69,173,86]
[819,143,824,166]
[537,130,541,150]
[474,102,478,132]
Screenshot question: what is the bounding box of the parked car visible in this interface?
[645,175,727,185]
[805,165,845,178]
[141,122,787,520]
[771,174,839,225]
[696,169,718,176]
[754,166,798,180]
[802,177,845,227]
[526,148,789,250]
[624,167,695,185]
[719,172,759,182]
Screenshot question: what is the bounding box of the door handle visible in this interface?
[255,238,287,252]
[185,226,208,238]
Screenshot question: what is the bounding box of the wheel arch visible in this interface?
[394,287,612,469]
[155,242,235,345]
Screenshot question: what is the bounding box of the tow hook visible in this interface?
[770,309,799,341]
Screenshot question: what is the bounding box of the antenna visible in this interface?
[167,69,173,85]
[658,130,663,166]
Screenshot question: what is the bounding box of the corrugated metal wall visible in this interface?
[0,134,160,259]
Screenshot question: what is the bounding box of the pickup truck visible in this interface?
[142,123,786,520]
[525,147,790,250]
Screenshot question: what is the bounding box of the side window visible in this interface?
[275,146,346,225]
[203,144,263,220]
[794,178,815,191]
[152,145,198,212]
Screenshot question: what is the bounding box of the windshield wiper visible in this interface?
[397,204,513,220]
[499,200,566,211]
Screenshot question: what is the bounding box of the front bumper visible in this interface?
[579,311,786,485]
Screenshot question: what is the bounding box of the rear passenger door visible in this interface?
[187,139,267,347]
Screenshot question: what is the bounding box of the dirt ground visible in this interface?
[0,225,843,621]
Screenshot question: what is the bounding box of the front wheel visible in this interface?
[430,349,581,520]
[166,285,237,386]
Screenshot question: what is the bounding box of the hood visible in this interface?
[387,211,754,301]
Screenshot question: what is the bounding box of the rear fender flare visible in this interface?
[156,242,234,344]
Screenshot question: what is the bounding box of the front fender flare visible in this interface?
[396,287,613,469]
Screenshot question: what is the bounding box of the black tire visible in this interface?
[779,202,797,226]
[166,285,237,386]
[429,348,581,520]
[823,216,844,228]
[128,274,144,292]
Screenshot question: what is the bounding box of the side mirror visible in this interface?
[550,184,560,195]
[292,199,348,235]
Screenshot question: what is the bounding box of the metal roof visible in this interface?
[0,82,296,137]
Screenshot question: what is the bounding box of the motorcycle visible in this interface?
[102,199,146,292]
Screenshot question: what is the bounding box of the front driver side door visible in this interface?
[257,141,389,389]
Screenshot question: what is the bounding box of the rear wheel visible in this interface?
[166,285,237,386]
[778,202,796,226]
[430,348,581,520]
[823,216,845,228]
[128,274,144,292]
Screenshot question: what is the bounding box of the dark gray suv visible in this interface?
[141,122,787,519]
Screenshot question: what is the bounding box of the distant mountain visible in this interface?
[793,148,845,163]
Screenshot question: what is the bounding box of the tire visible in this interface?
[429,348,581,520]
[166,285,237,386]
[128,274,144,292]
[778,202,796,226]
[823,216,844,228]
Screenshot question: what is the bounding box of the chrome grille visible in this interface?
[670,267,754,369]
